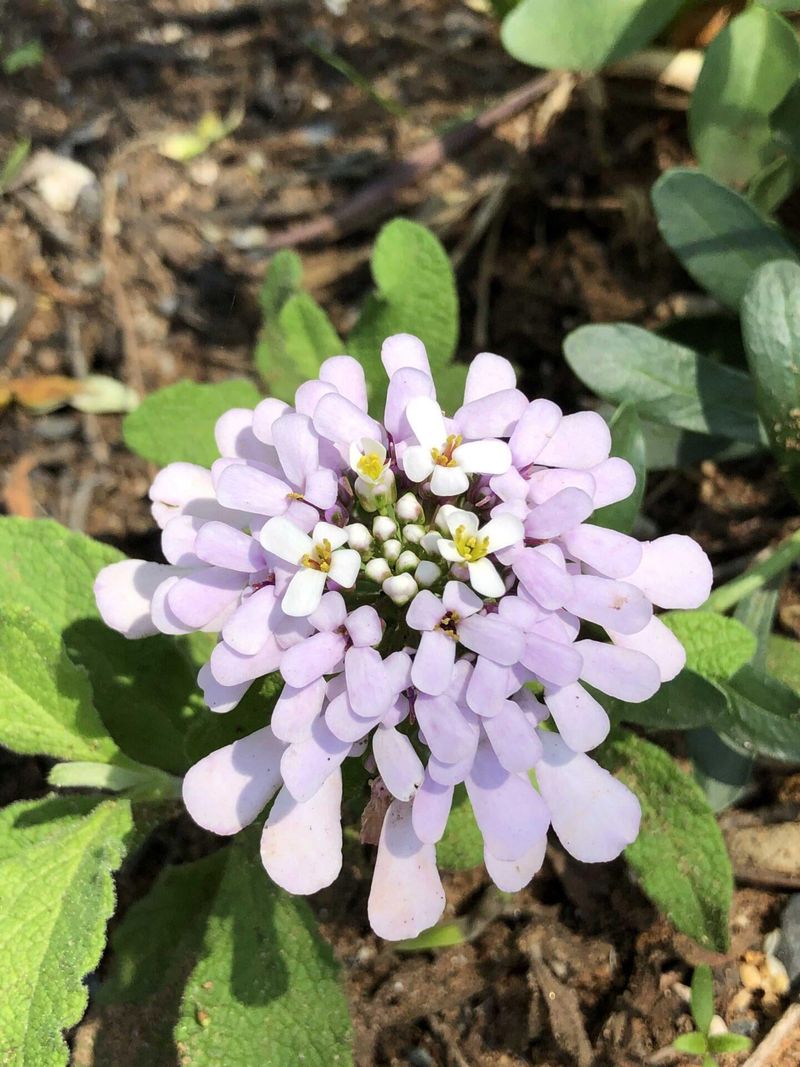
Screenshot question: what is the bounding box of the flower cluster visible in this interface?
[95,334,712,939]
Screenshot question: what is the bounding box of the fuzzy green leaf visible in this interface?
[123,378,262,468]
[183,672,284,763]
[592,401,645,533]
[0,795,103,862]
[767,634,800,692]
[348,219,463,415]
[673,1031,708,1054]
[599,731,733,951]
[564,324,762,443]
[0,603,120,762]
[0,797,133,1067]
[707,1031,752,1054]
[691,963,714,1033]
[0,518,200,773]
[500,0,684,71]
[436,784,483,870]
[689,6,800,187]
[601,669,731,732]
[174,834,352,1067]
[742,259,800,500]
[661,611,757,680]
[652,169,799,309]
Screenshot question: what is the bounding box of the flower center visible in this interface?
[436,610,460,639]
[301,538,332,572]
[357,452,385,481]
[431,433,462,468]
[454,524,489,563]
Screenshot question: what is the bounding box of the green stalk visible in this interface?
[705,527,800,613]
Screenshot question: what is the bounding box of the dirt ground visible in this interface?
[2,1,800,1065]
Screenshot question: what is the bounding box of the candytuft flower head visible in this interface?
[95,333,712,940]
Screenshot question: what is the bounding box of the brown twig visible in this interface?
[743,1003,800,1067]
[264,71,561,253]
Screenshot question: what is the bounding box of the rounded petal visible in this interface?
[481,513,524,553]
[535,732,640,862]
[161,515,202,567]
[252,397,290,444]
[194,522,266,573]
[406,590,445,632]
[222,585,282,655]
[182,726,284,835]
[575,639,661,702]
[345,645,392,718]
[412,772,454,844]
[454,388,529,440]
[313,392,384,448]
[403,444,436,483]
[209,634,282,686]
[512,547,573,611]
[608,616,686,682]
[216,464,291,517]
[484,836,547,892]
[271,678,327,743]
[384,367,436,441]
[381,333,432,378]
[509,398,562,468]
[406,395,448,450]
[411,629,456,696]
[319,354,368,411]
[309,590,347,632]
[167,568,244,629]
[281,631,346,687]
[520,633,583,688]
[328,548,361,589]
[259,515,313,565]
[560,524,642,579]
[624,535,713,609]
[367,800,446,940]
[467,558,506,598]
[430,464,470,497]
[215,408,262,461]
[458,614,523,666]
[415,693,478,764]
[563,575,652,635]
[466,656,513,717]
[442,580,482,618]
[197,662,251,713]
[543,682,610,752]
[536,411,611,469]
[345,604,383,647]
[281,567,327,617]
[525,488,594,540]
[463,352,517,404]
[589,457,636,508]
[465,740,550,861]
[481,699,543,773]
[261,772,343,894]
[271,411,320,488]
[453,438,512,476]
[373,726,425,801]
[94,559,172,638]
[280,715,351,802]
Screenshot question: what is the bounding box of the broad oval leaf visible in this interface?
[689,6,800,186]
[652,169,799,309]
[501,0,685,72]
[660,611,757,681]
[721,663,800,762]
[600,669,731,732]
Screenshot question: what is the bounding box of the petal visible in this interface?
[222,585,280,655]
[536,411,611,469]
[161,515,202,567]
[309,590,347,632]
[319,354,368,411]
[411,629,456,696]
[466,656,513,716]
[589,457,637,508]
[345,646,392,718]
[524,488,594,540]
[292,380,336,419]
[442,580,482,618]
[563,575,653,635]
[381,333,432,378]
[484,837,547,893]
[281,567,327,617]
[426,752,474,786]
[209,634,282,686]
[385,650,413,694]
[467,558,506,598]
[508,399,562,468]
[543,682,610,752]
[368,799,446,940]
[560,524,642,579]
[325,688,381,743]
[280,714,351,802]
[463,352,517,404]
[252,397,290,444]
[520,633,583,687]
[281,631,346,687]
[430,464,470,497]
[313,392,384,447]
[415,693,479,763]
[481,699,543,773]
[624,535,713,609]
[527,467,596,505]
[271,677,327,742]
[406,395,447,450]
[149,462,216,525]
[535,732,640,862]
[412,772,454,844]
[303,468,339,510]
[384,367,436,440]
[575,639,661,702]
[406,589,445,632]
[344,604,383,647]
[457,614,523,666]
[214,408,262,461]
[167,568,244,629]
[453,438,512,475]
[608,616,686,682]
[216,464,291,517]
[261,772,343,894]
[197,662,251,713]
[443,507,479,537]
[465,740,550,861]
[403,444,436,483]
[373,726,425,801]
[437,538,462,563]
[94,559,171,638]
[194,522,266,573]
[481,513,524,553]
[512,547,573,611]
[328,548,360,590]
[183,726,284,835]
[312,520,349,550]
[259,515,313,565]
[454,389,529,440]
[272,412,320,488]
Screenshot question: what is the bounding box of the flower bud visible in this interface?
[402,524,425,545]
[382,573,418,606]
[355,469,396,513]
[365,557,392,584]
[396,492,423,522]
[373,515,397,542]
[382,538,402,564]
[396,550,419,574]
[414,560,441,588]
[420,531,441,555]
[346,522,373,553]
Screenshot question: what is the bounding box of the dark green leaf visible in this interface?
[742,259,800,499]
[772,81,800,161]
[184,672,284,763]
[766,633,800,693]
[500,0,684,71]
[652,169,799,309]
[639,419,760,471]
[564,324,762,442]
[687,728,755,813]
[592,402,645,533]
[748,154,800,215]
[601,670,731,732]
[689,6,800,186]
[599,731,733,951]
[721,663,800,761]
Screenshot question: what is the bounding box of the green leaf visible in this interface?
[0,518,200,773]
[184,672,284,763]
[660,611,757,680]
[771,81,800,162]
[0,797,133,1067]
[174,833,353,1067]
[101,852,226,1005]
[720,663,800,762]
[707,1031,752,1054]
[0,794,103,863]
[748,154,800,216]
[652,169,800,309]
[348,219,462,415]
[673,1031,708,1055]
[601,669,731,731]
[592,402,645,533]
[599,731,733,951]
[564,324,762,443]
[254,250,343,401]
[436,784,484,870]
[638,419,759,472]
[689,6,800,187]
[0,603,120,762]
[396,921,466,952]
[687,728,755,813]
[123,378,262,467]
[500,0,685,72]
[691,963,715,1033]
[766,634,800,693]
[742,259,800,499]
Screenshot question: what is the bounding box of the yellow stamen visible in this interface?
[431,433,463,468]
[357,452,385,481]
[454,524,489,563]
[301,538,332,573]
[286,491,305,501]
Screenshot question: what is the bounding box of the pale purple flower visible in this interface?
[94,332,713,940]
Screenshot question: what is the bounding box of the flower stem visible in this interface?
[705,527,800,613]
[49,760,183,801]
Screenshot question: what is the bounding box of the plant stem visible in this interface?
[706,528,800,613]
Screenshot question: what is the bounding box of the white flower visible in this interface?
[350,437,395,511]
[260,517,360,617]
[436,507,523,597]
[401,396,512,497]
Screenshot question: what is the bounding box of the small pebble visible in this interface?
[407,1049,434,1067]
